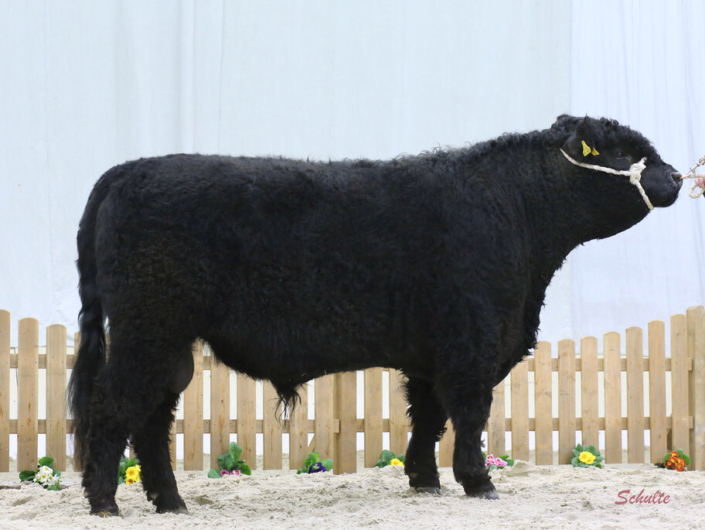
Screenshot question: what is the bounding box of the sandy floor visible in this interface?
[1,456,703,529]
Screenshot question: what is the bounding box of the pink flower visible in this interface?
[220,469,230,477]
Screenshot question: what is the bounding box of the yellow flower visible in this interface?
[125,465,141,483]
[390,458,403,466]
[579,451,596,465]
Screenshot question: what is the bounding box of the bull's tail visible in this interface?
[68,163,132,469]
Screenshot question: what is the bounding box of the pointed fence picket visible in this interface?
[0,307,703,473]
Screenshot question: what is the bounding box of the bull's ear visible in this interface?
[562,117,599,159]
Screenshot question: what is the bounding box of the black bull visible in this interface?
[69,115,682,515]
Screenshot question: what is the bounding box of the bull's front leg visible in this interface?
[437,379,498,499]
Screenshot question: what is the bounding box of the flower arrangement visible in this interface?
[484,453,514,470]
[208,442,252,478]
[19,456,61,490]
[118,456,141,485]
[375,450,405,468]
[296,451,333,474]
[661,449,690,472]
[571,444,604,469]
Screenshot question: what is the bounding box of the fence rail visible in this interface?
[0,307,703,474]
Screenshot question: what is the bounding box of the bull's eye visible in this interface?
[614,150,626,159]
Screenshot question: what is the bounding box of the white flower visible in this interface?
[34,466,54,485]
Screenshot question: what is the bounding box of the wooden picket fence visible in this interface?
[0,306,703,474]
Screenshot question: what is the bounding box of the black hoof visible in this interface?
[415,486,442,495]
[464,482,499,501]
[156,505,188,515]
[463,480,498,500]
[90,503,119,517]
[151,490,188,514]
[155,500,188,514]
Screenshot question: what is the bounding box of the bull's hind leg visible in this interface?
[80,371,130,516]
[403,376,448,495]
[82,331,192,515]
[132,391,187,514]
[437,379,497,500]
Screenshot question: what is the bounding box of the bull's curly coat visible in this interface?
[69,115,682,515]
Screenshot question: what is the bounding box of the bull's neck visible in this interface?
[504,147,600,275]
[530,154,583,264]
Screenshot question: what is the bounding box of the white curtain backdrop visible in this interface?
[0,0,702,352]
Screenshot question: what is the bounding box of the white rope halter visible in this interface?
[559,149,653,211]
[679,155,705,199]
[687,182,705,199]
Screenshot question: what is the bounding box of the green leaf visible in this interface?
[297,469,305,474]
[396,455,405,463]
[587,446,597,455]
[684,454,691,467]
[38,456,54,468]
[118,476,125,485]
[54,471,61,477]
[310,452,320,463]
[239,464,251,476]
[126,458,139,468]
[380,450,395,463]
[375,460,386,468]
[207,468,221,479]
[19,470,36,482]
[229,442,243,462]
[571,457,579,467]
[321,459,334,472]
[572,449,580,457]
[505,459,515,467]
[216,453,227,470]
[303,457,316,469]
[119,461,128,477]
[596,462,603,469]
[47,484,59,491]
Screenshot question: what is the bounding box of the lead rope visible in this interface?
[559,149,653,211]
[679,155,705,199]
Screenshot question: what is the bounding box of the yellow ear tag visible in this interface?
[591,147,599,156]
[582,140,591,156]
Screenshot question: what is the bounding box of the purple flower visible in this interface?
[231,470,241,476]
[220,469,230,477]
[308,462,326,473]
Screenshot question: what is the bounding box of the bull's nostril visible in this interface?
[671,172,682,183]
